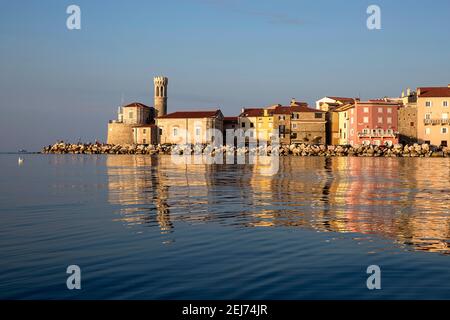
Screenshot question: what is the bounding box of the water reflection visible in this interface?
[106,155,450,254]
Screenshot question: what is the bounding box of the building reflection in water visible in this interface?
[106,155,450,254]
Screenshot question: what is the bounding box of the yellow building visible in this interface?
[336,104,353,145]
[417,85,450,147]
[156,110,224,144]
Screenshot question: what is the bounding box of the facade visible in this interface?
[290,103,326,144]
[107,102,156,145]
[336,100,401,146]
[238,101,326,145]
[398,88,418,144]
[316,97,357,145]
[154,76,168,118]
[133,125,159,145]
[416,85,450,147]
[156,110,224,144]
[238,108,264,142]
[223,117,238,145]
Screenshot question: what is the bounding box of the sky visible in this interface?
[0,0,449,151]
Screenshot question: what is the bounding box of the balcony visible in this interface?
[357,132,397,138]
[424,119,450,125]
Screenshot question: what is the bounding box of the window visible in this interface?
[242,122,246,128]
[425,140,431,144]
[364,107,369,113]
[425,113,431,120]
[129,111,133,118]
[442,141,448,147]
[363,128,369,134]
[258,118,262,121]
[292,123,297,129]
[425,128,431,135]
[387,117,392,124]
[426,101,432,107]
[363,117,369,123]
[378,129,383,134]
[143,129,146,134]
[315,113,322,119]
[378,107,383,113]
[378,117,383,123]
[442,128,448,134]
[443,101,448,107]
[344,123,346,129]
[143,138,146,144]
[173,128,178,137]
[250,122,254,128]
[410,122,414,127]
[195,127,201,136]
[387,129,393,135]
[387,108,392,114]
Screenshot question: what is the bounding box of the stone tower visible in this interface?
[154,76,168,117]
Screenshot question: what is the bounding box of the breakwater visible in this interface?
[41,142,450,157]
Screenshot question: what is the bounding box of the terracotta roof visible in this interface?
[224,116,238,122]
[122,102,151,109]
[158,110,222,119]
[273,106,292,114]
[239,108,264,117]
[291,105,325,113]
[327,97,356,104]
[418,86,450,98]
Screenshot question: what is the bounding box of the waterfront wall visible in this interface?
[42,142,450,157]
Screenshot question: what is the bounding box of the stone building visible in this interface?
[156,110,224,144]
[417,85,450,147]
[107,76,168,145]
[154,76,168,118]
[397,88,418,144]
[290,103,327,144]
[107,102,156,145]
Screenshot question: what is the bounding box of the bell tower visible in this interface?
[154,76,168,117]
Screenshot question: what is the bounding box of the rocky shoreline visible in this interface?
[41,142,450,157]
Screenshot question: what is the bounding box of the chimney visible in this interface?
[417,88,421,96]
[401,90,405,98]
[241,108,245,114]
[448,84,450,88]
[290,98,296,106]
[263,109,268,117]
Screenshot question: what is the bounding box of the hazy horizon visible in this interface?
[1,0,450,151]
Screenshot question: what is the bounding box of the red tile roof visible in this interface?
[274,106,292,114]
[291,105,325,113]
[239,108,264,117]
[418,86,450,98]
[158,110,222,119]
[327,97,357,104]
[122,102,151,109]
[224,116,238,122]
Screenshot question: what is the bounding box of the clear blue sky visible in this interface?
[1,0,449,151]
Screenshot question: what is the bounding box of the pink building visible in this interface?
[340,100,401,146]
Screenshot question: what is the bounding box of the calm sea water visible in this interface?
[1,154,450,299]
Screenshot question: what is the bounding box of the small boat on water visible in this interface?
[18,157,24,165]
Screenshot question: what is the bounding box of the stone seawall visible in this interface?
[42,142,450,157]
